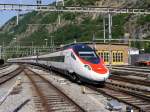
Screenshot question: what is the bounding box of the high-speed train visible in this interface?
[8,43,110,84]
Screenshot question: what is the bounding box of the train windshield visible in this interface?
[79,51,96,57]
[79,51,100,64]
[72,44,100,64]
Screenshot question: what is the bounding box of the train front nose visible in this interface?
[82,64,110,82]
[90,70,109,82]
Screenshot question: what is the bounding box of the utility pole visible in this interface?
[0,46,2,59]
[56,0,64,25]
[50,36,54,52]
[58,15,61,25]
[92,33,96,50]
[56,0,64,6]
[13,38,17,57]
[108,13,112,70]
[32,41,33,55]
[37,0,42,5]
[2,41,4,60]
[103,17,106,43]
[16,12,19,25]
[36,0,42,9]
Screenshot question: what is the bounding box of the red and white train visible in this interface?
[8,44,110,84]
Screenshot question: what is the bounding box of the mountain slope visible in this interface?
[0,0,150,58]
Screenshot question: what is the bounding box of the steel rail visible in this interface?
[105,82,150,101]
[111,69,149,78]
[109,74,150,86]
[24,68,86,112]
[119,65,150,69]
[0,66,23,85]
[0,64,11,70]
[23,65,150,111]
[112,66,150,73]
[87,85,150,112]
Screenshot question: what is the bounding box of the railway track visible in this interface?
[33,64,150,111]
[110,74,150,86]
[24,68,86,112]
[0,64,11,70]
[111,68,149,78]
[105,81,150,101]
[87,82,150,112]
[112,66,150,73]
[23,64,150,111]
[0,66,23,85]
[113,65,150,69]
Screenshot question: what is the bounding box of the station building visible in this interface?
[87,43,129,65]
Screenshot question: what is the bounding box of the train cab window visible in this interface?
[78,51,100,64]
[79,51,96,57]
[71,52,76,60]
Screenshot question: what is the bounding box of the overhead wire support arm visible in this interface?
[0,4,149,14]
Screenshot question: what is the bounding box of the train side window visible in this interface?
[71,52,76,60]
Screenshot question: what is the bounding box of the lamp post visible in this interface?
[13,38,16,48]
[13,38,17,57]
[50,36,54,52]
[31,41,34,55]
[44,38,48,47]
[2,41,5,59]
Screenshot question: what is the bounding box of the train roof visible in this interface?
[63,43,93,51]
[63,43,86,49]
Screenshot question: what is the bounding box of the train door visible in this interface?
[65,52,74,73]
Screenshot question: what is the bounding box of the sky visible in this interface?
[0,0,55,27]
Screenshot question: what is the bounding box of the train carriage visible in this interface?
[8,44,110,84]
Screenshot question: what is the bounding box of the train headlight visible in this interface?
[84,65,91,70]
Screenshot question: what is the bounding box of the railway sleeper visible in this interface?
[106,81,149,93]
[108,85,144,94]
[50,103,74,106]
[51,106,76,109]
[47,102,72,105]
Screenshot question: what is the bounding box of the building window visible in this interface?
[112,51,123,63]
[97,49,124,64]
[97,51,109,63]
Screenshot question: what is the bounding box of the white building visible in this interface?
[128,48,139,55]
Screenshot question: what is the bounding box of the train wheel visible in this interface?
[70,74,77,81]
[70,73,81,84]
[76,76,82,84]
[99,81,105,87]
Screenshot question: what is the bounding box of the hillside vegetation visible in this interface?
[0,0,150,58]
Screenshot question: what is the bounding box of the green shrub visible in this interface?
[13,11,37,34]
[40,13,58,24]
[137,15,150,25]
[62,12,76,21]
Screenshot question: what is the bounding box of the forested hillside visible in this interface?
[0,0,150,53]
